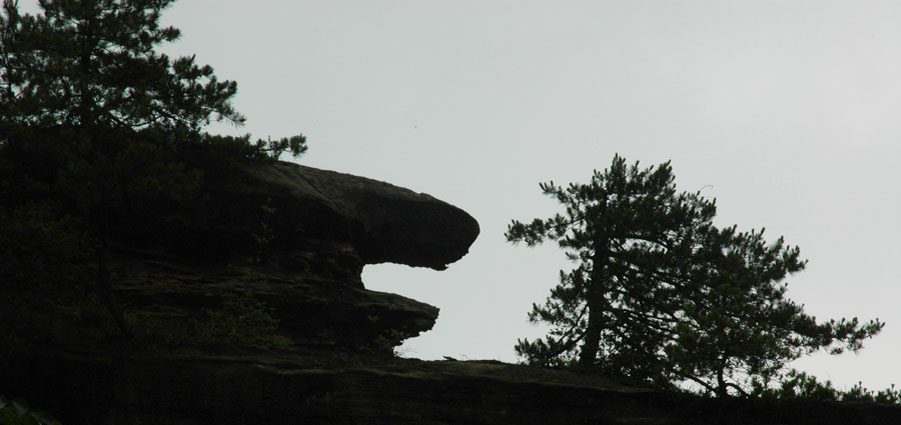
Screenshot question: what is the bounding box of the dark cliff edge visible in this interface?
[2,161,900,425]
[6,351,901,425]
[241,162,480,270]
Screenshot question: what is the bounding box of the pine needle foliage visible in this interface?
[0,0,307,338]
[0,0,244,134]
[507,154,884,397]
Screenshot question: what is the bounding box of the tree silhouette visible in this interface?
[507,155,883,397]
[0,0,306,336]
[0,0,244,136]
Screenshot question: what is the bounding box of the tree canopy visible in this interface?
[0,0,244,136]
[0,0,307,158]
[0,0,307,338]
[507,155,884,397]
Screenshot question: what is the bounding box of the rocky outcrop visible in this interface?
[240,162,480,270]
[5,160,901,425]
[106,161,479,348]
[109,250,441,348]
[0,160,488,423]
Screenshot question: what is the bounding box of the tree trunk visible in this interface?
[716,357,728,398]
[579,237,610,367]
[578,299,602,366]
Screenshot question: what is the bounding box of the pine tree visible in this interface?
[0,0,244,136]
[0,0,306,336]
[507,155,717,376]
[660,225,883,397]
[0,0,307,158]
[507,155,883,396]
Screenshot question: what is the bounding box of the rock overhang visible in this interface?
[98,160,480,349]
[243,161,480,270]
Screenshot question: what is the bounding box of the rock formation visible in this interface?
[239,162,480,270]
[109,160,480,348]
[4,160,901,425]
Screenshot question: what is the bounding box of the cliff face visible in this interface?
[1,159,487,424]
[108,161,480,349]
[2,161,901,425]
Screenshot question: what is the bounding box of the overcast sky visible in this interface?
[19,0,901,391]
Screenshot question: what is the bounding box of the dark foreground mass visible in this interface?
[2,161,899,424]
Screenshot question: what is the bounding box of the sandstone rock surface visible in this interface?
[234,161,480,270]
[107,161,479,347]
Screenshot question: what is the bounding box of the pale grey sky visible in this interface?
[19,0,901,391]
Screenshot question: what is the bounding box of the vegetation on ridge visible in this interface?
[0,0,304,346]
[508,154,888,400]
